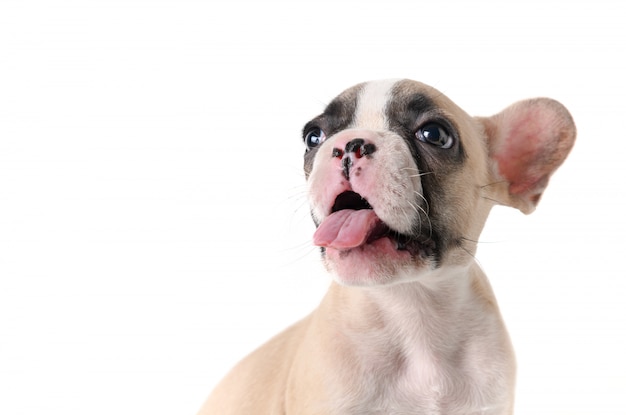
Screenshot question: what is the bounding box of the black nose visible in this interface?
[331,138,378,180]
[342,138,377,158]
[345,138,365,154]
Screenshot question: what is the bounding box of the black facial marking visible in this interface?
[385,80,468,265]
[302,83,364,177]
[302,80,471,266]
[385,80,466,178]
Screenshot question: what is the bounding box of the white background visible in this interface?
[1,1,624,414]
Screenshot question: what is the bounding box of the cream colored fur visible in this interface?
[198,80,575,415]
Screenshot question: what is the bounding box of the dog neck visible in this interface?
[299,263,505,413]
[318,263,491,357]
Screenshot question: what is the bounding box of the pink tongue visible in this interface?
[313,209,381,250]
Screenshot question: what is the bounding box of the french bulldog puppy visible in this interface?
[199,79,576,415]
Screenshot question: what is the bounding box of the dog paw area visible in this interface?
[0,1,624,415]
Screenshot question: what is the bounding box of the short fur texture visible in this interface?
[198,79,576,415]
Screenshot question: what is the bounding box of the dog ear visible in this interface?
[477,98,576,214]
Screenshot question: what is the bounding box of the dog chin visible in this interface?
[323,237,431,286]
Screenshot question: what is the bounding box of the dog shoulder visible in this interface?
[198,317,312,415]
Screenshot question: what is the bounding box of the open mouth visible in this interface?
[314,191,433,257]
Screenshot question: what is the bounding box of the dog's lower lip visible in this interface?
[391,232,436,257]
[391,235,419,255]
[336,211,428,256]
[315,197,434,257]
[363,222,414,253]
[370,230,423,256]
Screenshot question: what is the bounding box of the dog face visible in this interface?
[303,79,575,286]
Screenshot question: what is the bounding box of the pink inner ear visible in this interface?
[493,106,562,197]
[496,116,542,195]
[486,97,575,212]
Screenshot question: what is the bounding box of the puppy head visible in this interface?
[303,79,575,286]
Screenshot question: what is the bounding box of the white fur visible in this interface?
[198,79,576,415]
[321,266,513,415]
[351,79,398,131]
[308,128,423,235]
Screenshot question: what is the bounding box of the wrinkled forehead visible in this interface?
[328,79,456,130]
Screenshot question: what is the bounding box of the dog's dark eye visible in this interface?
[304,127,326,150]
[416,123,453,149]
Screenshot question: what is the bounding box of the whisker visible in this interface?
[286,189,308,200]
[413,190,430,215]
[404,197,433,239]
[289,197,310,215]
[403,199,420,231]
[459,236,480,244]
[457,239,478,261]
[460,246,477,260]
[285,184,309,199]
[460,236,505,245]
[277,243,320,268]
[479,181,508,205]
[481,195,506,205]
[406,173,434,179]
[480,180,508,189]
[416,204,433,238]
[402,167,434,179]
